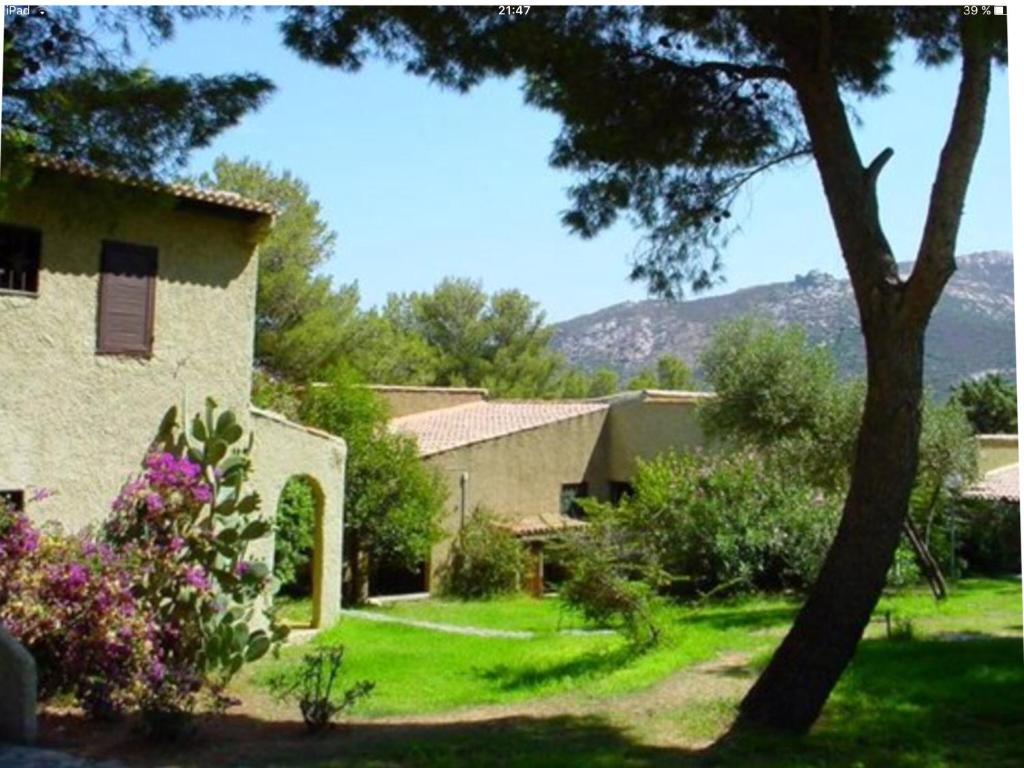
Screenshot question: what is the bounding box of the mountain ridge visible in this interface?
[551,251,1016,395]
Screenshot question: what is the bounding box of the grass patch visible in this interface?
[240,633,1024,768]
[247,596,799,718]
[66,579,1020,768]
[275,595,314,627]
[245,578,1021,725]
[715,635,1024,768]
[364,595,595,634]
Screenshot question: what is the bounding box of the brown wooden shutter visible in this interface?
[97,241,157,356]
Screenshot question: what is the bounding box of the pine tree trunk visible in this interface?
[736,321,926,732]
[732,16,992,733]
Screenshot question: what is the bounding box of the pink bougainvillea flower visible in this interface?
[184,566,211,592]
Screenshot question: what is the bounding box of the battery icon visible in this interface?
[995,6,1006,14]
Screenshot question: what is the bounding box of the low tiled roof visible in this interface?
[502,514,588,539]
[963,464,1020,502]
[592,389,715,404]
[367,384,489,395]
[31,156,276,218]
[390,400,609,457]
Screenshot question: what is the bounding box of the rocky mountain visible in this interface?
[552,251,1016,396]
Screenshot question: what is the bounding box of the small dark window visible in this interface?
[0,224,41,294]
[1,489,25,511]
[97,241,157,356]
[609,481,634,505]
[560,482,589,519]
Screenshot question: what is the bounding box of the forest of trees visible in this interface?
[200,157,697,399]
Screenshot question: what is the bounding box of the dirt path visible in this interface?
[349,651,754,747]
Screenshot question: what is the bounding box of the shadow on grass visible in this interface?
[39,711,702,768]
[718,634,1024,767]
[678,605,798,633]
[477,645,642,691]
[37,636,1024,768]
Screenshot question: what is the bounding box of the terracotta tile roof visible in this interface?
[963,464,1020,502]
[502,514,588,538]
[367,384,489,395]
[390,400,609,456]
[30,156,276,218]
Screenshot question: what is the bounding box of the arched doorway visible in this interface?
[272,475,324,629]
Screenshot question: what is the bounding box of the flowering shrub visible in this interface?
[0,400,286,729]
[104,399,286,725]
[0,504,157,718]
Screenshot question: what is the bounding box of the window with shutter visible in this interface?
[0,224,41,295]
[97,241,157,356]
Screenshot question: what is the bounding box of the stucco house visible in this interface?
[375,385,713,596]
[0,157,344,629]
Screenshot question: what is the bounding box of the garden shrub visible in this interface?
[301,366,446,603]
[439,509,526,599]
[955,498,1022,576]
[558,519,661,648]
[0,504,156,718]
[274,477,318,596]
[584,451,842,599]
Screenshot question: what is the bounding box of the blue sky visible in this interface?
[139,8,1012,322]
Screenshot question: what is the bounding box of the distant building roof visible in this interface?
[593,389,715,405]
[30,155,276,219]
[391,400,609,457]
[366,384,489,396]
[963,464,1020,503]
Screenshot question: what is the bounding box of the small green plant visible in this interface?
[271,648,374,732]
[887,614,916,642]
[439,509,526,599]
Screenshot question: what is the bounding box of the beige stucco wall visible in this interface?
[604,394,709,481]
[423,409,609,582]
[249,408,346,629]
[977,434,1019,474]
[0,174,262,530]
[368,385,488,418]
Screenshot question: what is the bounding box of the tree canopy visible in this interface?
[951,373,1018,435]
[298,367,447,603]
[281,7,1004,298]
[2,7,272,181]
[196,157,363,381]
[384,277,565,397]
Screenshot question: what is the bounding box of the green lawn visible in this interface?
[274,594,315,627]
[120,579,1023,768]
[249,578,1020,722]
[364,594,596,633]
[250,597,788,717]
